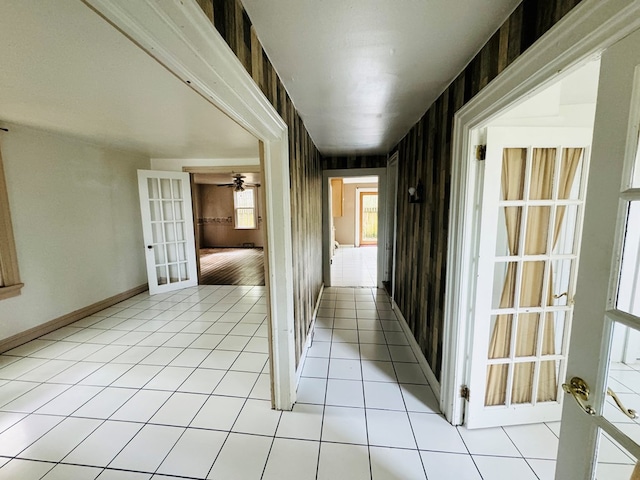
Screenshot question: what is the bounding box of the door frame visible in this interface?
[322,167,387,288]
[386,153,399,299]
[86,0,297,410]
[442,0,640,425]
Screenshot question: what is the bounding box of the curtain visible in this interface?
[485,147,582,406]
[631,462,640,480]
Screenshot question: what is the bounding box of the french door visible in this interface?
[137,170,198,295]
[466,127,593,428]
[556,27,640,480]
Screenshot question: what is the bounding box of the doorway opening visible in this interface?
[459,58,602,430]
[191,171,266,286]
[329,176,379,287]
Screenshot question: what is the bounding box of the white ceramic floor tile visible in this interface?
[230,352,268,373]
[200,350,240,370]
[232,398,281,436]
[528,459,557,480]
[317,442,370,480]
[302,357,330,378]
[503,423,559,460]
[109,424,183,472]
[276,403,324,441]
[17,359,83,382]
[0,458,54,479]
[458,426,520,457]
[110,390,172,423]
[394,363,428,384]
[249,373,272,400]
[150,392,207,427]
[409,413,467,453]
[65,420,143,467]
[361,360,396,382]
[2,383,71,414]
[321,405,368,445]
[0,380,40,407]
[400,384,439,413]
[370,446,427,480]
[177,368,225,394]
[20,418,102,462]
[98,470,151,479]
[36,385,103,416]
[364,381,406,410]
[47,361,103,383]
[78,363,132,386]
[138,347,183,366]
[40,464,102,479]
[420,451,482,480]
[156,428,226,478]
[0,414,64,456]
[325,379,365,408]
[367,409,416,448]
[214,371,259,397]
[190,395,245,431]
[262,438,319,480]
[168,349,210,367]
[145,366,195,391]
[73,387,137,419]
[359,344,391,361]
[388,345,417,363]
[0,412,27,434]
[328,358,362,380]
[473,455,538,480]
[207,432,272,480]
[307,341,331,358]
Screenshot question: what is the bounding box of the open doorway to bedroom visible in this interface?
[191,170,266,286]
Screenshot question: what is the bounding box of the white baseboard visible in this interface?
[392,299,441,400]
[295,283,325,387]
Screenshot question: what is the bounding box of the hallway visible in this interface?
[0,284,573,479]
[331,246,377,287]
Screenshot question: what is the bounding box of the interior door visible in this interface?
[466,126,593,428]
[556,27,640,480]
[137,170,198,295]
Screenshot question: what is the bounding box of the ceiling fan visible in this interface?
[217,173,260,192]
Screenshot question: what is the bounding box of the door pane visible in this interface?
[512,362,535,404]
[524,206,551,254]
[550,259,573,306]
[529,148,556,200]
[543,310,566,356]
[488,315,512,359]
[537,359,559,402]
[492,262,517,309]
[617,201,640,316]
[496,206,522,256]
[515,313,539,357]
[500,148,527,201]
[560,147,584,200]
[361,194,378,243]
[553,205,579,254]
[520,261,546,307]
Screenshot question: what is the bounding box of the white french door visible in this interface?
[137,170,198,295]
[466,127,593,428]
[556,27,640,480]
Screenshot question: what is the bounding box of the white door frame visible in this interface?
[85,0,297,410]
[323,168,387,289]
[442,0,640,425]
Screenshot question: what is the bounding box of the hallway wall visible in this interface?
[196,0,323,365]
[0,124,149,342]
[393,0,583,379]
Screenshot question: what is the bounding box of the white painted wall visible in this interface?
[0,125,149,340]
[151,158,259,171]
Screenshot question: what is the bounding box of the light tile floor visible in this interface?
[331,246,377,287]
[0,284,636,479]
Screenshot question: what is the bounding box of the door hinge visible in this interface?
[475,145,486,161]
[460,385,470,401]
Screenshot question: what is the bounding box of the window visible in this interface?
[234,188,257,229]
[0,144,23,300]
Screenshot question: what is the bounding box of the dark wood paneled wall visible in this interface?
[196,0,323,366]
[393,0,582,379]
[322,155,387,170]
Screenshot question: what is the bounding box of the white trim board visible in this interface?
[84,0,297,410]
[295,284,325,387]
[323,168,387,289]
[442,0,640,425]
[392,299,441,399]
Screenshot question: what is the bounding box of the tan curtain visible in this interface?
[631,462,640,480]
[485,148,526,406]
[485,147,582,406]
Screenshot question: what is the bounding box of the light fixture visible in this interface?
[408,180,423,204]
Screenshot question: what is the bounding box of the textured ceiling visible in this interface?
[242,0,522,155]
